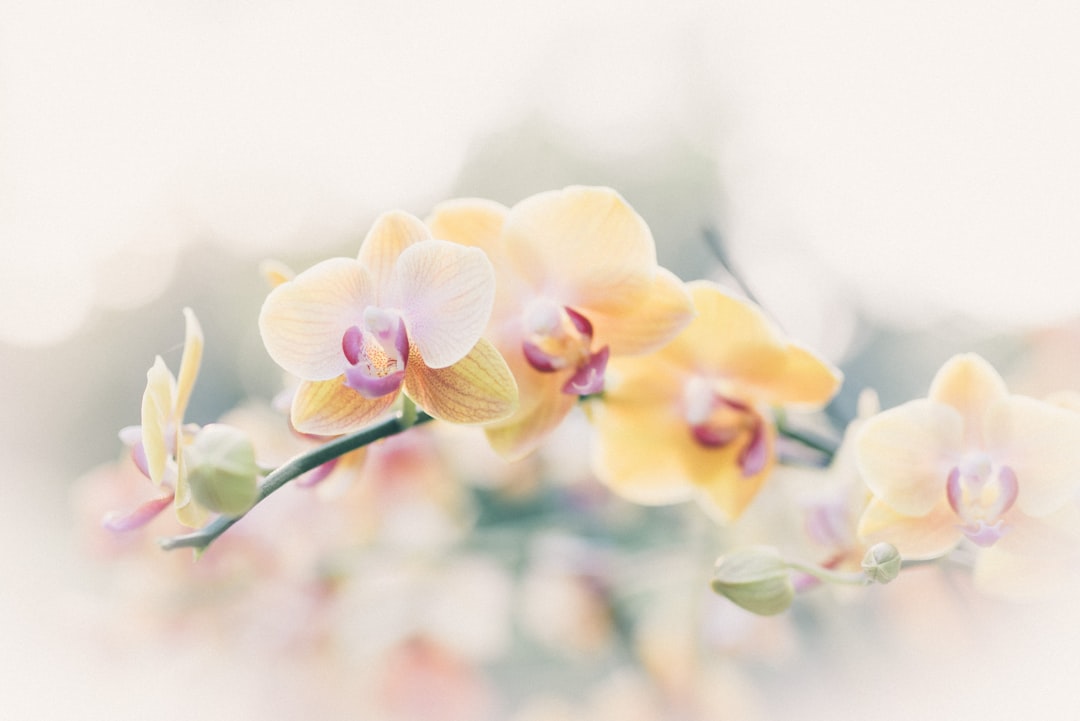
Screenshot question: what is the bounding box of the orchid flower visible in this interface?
[109,308,209,529]
[258,211,518,435]
[427,186,695,459]
[856,354,1080,596]
[590,281,842,521]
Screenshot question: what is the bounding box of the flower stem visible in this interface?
[775,409,839,458]
[159,409,434,553]
[785,559,870,586]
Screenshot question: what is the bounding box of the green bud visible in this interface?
[711,546,795,616]
[184,424,259,516]
[861,542,902,584]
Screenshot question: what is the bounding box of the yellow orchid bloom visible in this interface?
[138,307,210,528]
[590,281,842,521]
[427,186,696,460]
[856,354,1080,596]
[258,211,518,435]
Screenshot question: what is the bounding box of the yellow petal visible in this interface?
[426,198,508,256]
[928,353,1008,444]
[390,240,496,369]
[484,369,577,461]
[141,356,175,486]
[403,338,518,424]
[659,281,788,386]
[855,399,963,516]
[291,377,397,435]
[693,424,776,522]
[358,210,432,292]
[587,268,695,356]
[174,308,204,421]
[259,257,374,380]
[756,343,842,409]
[590,399,697,505]
[857,496,961,559]
[592,393,774,520]
[502,186,657,314]
[984,395,1080,516]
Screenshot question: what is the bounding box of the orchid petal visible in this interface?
[358,211,432,293]
[174,308,204,420]
[984,395,1080,516]
[756,343,843,408]
[592,394,774,520]
[660,281,788,385]
[586,268,695,356]
[426,198,508,256]
[291,377,397,435]
[693,423,776,522]
[259,258,374,380]
[484,368,577,461]
[928,353,1008,445]
[590,400,697,506]
[141,357,175,486]
[259,259,295,288]
[403,338,518,424]
[502,187,657,313]
[389,240,495,369]
[857,497,961,560]
[855,399,963,516]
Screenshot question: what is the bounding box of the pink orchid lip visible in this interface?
[345,366,406,398]
[686,391,766,476]
[341,316,410,399]
[562,346,609,395]
[945,463,1019,548]
[522,303,609,395]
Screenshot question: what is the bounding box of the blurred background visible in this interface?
[2,1,1079,718]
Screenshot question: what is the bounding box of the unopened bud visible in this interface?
[184,424,259,516]
[861,542,902,584]
[711,546,795,616]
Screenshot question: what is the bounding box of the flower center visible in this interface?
[945,452,1019,547]
[341,307,409,398]
[521,299,609,396]
[682,377,768,477]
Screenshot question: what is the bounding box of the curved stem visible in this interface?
[786,559,869,586]
[159,410,434,553]
[775,409,839,459]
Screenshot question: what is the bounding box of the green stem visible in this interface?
[159,409,434,553]
[785,559,869,586]
[775,409,839,458]
[786,556,940,587]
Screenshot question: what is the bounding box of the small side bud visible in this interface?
[711,546,795,616]
[861,542,902,584]
[184,424,259,516]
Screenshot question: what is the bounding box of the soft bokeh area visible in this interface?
[3,2,1079,719]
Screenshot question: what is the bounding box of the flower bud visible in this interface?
[184,424,259,516]
[711,546,795,616]
[861,542,902,584]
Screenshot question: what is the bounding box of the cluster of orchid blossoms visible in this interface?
[98,186,1080,621]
